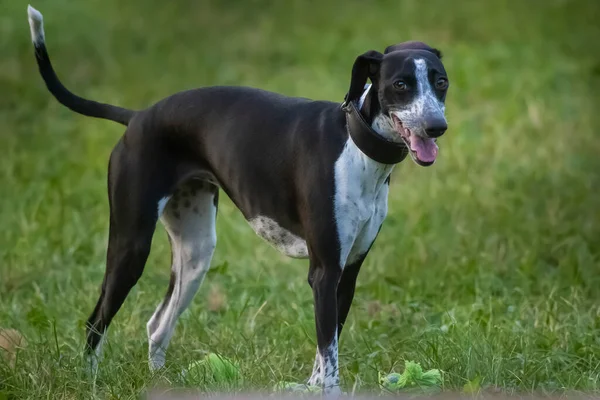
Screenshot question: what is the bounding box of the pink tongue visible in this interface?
[410,135,439,163]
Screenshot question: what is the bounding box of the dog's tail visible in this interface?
[27,5,135,126]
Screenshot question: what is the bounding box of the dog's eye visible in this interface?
[393,80,408,91]
[436,77,449,90]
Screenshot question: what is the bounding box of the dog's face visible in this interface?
[348,42,449,166]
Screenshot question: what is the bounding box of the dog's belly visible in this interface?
[248,216,309,259]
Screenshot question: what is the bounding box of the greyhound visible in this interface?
[27,5,449,395]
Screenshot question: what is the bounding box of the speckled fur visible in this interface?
[147,181,218,370]
[320,334,340,394]
[308,333,340,394]
[249,216,309,258]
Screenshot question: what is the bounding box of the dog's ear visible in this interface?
[346,50,384,103]
[385,41,442,59]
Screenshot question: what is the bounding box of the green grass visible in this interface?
[1,0,600,398]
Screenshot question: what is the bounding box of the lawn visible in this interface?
[1,0,599,398]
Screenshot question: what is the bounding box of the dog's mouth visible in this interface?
[391,114,438,166]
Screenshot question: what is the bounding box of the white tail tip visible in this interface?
[27,5,44,44]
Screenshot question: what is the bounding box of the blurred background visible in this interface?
[0,0,599,398]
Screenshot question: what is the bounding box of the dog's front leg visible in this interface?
[308,253,368,390]
[308,262,342,396]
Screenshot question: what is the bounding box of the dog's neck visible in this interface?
[359,86,400,143]
[343,129,394,192]
[345,85,396,187]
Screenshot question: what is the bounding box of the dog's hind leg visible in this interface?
[146,180,218,371]
[84,138,172,374]
[85,214,155,372]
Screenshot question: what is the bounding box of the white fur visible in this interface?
[358,84,371,109]
[308,332,341,396]
[249,216,309,258]
[371,113,400,141]
[334,138,392,268]
[147,188,218,370]
[308,348,322,385]
[321,334,340,395]
[85,327,106,377]
[157,196,170,217]
[27,5,45,44]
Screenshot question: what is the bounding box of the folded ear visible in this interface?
[385,41,442,59]
[346,50,384,103]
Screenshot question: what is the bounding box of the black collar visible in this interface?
[342,100,408,165]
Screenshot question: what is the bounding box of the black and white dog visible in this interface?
[27,6,449,395]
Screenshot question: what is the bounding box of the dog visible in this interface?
[27,5,449,395]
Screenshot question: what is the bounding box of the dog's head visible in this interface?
[347,41,449,166]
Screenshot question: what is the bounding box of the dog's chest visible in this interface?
[334,139,393,267]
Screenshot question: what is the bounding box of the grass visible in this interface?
[1,0,600,398]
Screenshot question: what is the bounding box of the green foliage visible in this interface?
[1,0,599,398]
[379,361,442,394]
[184,353,242,387]
[379,361,443,392]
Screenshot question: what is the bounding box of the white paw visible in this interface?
[84,353,99,379]
[307,371,322,386]
[148,344,166,371]
[323,385,342,398]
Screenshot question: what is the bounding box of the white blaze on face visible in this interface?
[391,58,446,164]
[414,59,446,116]
[394,59,446,133]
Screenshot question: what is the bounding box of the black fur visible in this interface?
[32,42,134,126]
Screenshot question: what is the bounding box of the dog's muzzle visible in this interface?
[391,111,447,166]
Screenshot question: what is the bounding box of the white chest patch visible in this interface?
[249,216,309,259]
[334,138,393,267]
